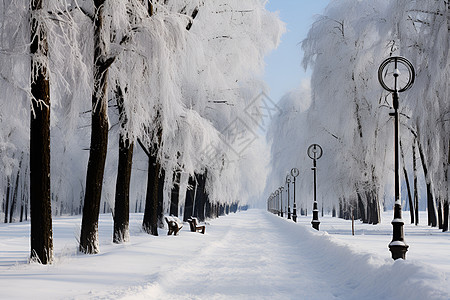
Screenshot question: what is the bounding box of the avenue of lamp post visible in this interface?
[378,56,415,260]
[291,167,299,222]
[308,144,323,231]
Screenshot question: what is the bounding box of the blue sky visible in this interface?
[264,1,329,102]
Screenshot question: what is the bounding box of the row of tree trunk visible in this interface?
[336,134,449,231]
[2,154,28,224]
[338,191,380,225]
[79,0,208,254]
[27,0,237,263]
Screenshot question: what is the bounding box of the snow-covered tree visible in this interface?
[0,0,283,255]
[299,0,395,224]
[388,0,449,228]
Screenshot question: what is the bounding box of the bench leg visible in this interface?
[174,227,181,235]
[197,226,205,234]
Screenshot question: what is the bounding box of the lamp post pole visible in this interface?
[308,144,323,231]
[273,192,276,215]
[378,56,415,260]
[279,187,284,217]
[276,190,280,216]
[291,168,299,222]
[286,175,291,219]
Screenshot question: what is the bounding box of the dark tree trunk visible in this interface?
[443,202,449,232]
[20,191,25,222]
[438,200,444,229]
[194,172,207,222]
[80,0,111,254]
[357,192,366,223]
[205,199,212,219]
[212,202,218,218]
[142,148,160,236]
[413,139,419,225]
[157,168,165,228]
[400,140,414,223]
[417,139,437,227]
[113,87,134,243]
[368,189,380,225]
[444,141,450,232]
[113,137,133,243]
[170,171,181,217]
[20,167,28,222]
[10,157,23,223]
[183,175,196,221]
[367,192,373,224]
[4,176,11,223]
[404,166,414,224]
[30,0,53,264]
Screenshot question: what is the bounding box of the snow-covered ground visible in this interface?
[1,210,450,299]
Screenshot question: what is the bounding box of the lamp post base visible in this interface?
[389,217,408,260]
[312,205,320,231]
[389,242,408,260]
[293,204,297,223]
[311,220,320,231]
[288,208,291,219]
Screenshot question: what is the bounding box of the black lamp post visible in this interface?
[378,56,415,260]
[275,189,280,216]
[272,194,275,214]
[308,144,323,230]
[286,175,291,219]
[291,168,299,222]
[279,187,284,217]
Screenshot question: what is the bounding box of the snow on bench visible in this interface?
[187,217,205,234]
[165,216,183,235]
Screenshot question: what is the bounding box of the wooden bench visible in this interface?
[187,217,205,234]
[165,216,183,235]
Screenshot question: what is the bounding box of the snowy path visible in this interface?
[129,211,336,299]
[116,210,450,300]
[1,210,450,299]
